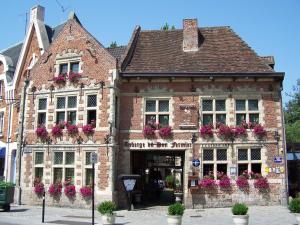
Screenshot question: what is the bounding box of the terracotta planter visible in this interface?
[232,215,249,225]
[167,215,182,225]
[101,213,116,225]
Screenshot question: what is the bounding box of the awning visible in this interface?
[287,152,300,161]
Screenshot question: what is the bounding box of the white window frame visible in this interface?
[202,148,228,179]
[34,151,44,183]
[0,80,3,100]
[52,151,75,183]
[235,99,260,125]
[55,95,78,125]
[237,147,262,175]
[144,98,171,126]
[86,94,98,126]
[37,98,47,126]
[0,110,4,136]
[83,151,94,186]
[201,98,227,128]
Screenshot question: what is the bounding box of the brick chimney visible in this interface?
[183,19,199,52]
[30,5,45,22]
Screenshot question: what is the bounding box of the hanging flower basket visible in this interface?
[254,177,270,192]
[236,176,249,190]
[217,124,235,141]
[51,124,63,138]
[200,125,214,139]
[53,74,66,85]
[36,125,48,140]
[64,185,76,198]
[68,72,81,83]
[33,177,44,196]
[159,126,172,138]
[234,126,247,138]
[218,176,231,190]
[253,124,267,139]
[66,123,79,136]
[82,124,94,136]
[80,186,92,198]
[48,183,62,197]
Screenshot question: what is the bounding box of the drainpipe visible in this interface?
[16,77,29,205]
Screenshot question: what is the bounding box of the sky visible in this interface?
[0,0,299,104]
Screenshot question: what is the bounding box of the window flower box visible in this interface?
[200,125,213,139]
[143,122,156,137]
[218,176,231,190]
[64,185,76,198]
[51,124,63,138]
[80,186,92,198]
[33,178,44,196]
[254,177,269,192]
[236,176,249,190]
[199,176,216,189]
[68,72,81,83]
[53,74,66,85]
[252,124,267,139]
[82,124,94,136]
[66,123,78,136]
[159,126,172,138]
[234,126,247,138]
[36,125,48,140]
[48,182,62,197]
[217,124,235,141]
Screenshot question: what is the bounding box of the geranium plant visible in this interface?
[80,186,92,198]
[33,177,44,196]
[200,124,213,138]
[218,124,235,141]
[254,177,269,192]
[53,74,66,85]
[234,126,247,138]
[68,72,81,83]
[64,184,76,198]
[143,121,156,136]
[199,176,216,189]
[36,125,48,140]
[66,123,78,136]
[48,182,62,197]
[236,175,249,190]
[218,176,231,189]
[159,126,172,138]
[253,124,267,139]
[82,124,94,136]
[51,124,63,138]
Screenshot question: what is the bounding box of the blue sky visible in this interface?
[0,0,299,104]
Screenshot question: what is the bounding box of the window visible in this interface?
[70,62,79,73]
[0,81,3,99]
[34,152,44,182]
[84,152,94,186]
[59,63,68,75]
[237,148,262,175]
[202,148,228,178]
[37,98,47,126]
[59,61,80,75]
[53,151,75,183]
[0,112,4,135]
[235,99,259,125]
[86,95,97,125]
[145,99,170,127]
[56,96,77,125]
[202,99,226,128]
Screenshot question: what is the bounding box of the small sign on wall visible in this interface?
[230,167,237,176]
[192,159,200,167]
[274,156,283,164]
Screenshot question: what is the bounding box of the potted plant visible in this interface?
[66,123,79,137]
[68,72,81,83]
[232,203,249,225]
[254,177,269,193]
[0,181,15,212]
[159,126,172,138]
[48,182,62,198]
[97,201,117,225]
[167,203,185,225]
[236,175,249,191]
[252,124,267,139]
[51,124,63,138]
[53,74,66,85]
[82,124,95,136]
[80,186,92,199]
[34,177,45,197]
[36,125,48,141]
[200,124,214,139]
[218,124,235,141]
[199,176,216,190]
[289,198,300,224]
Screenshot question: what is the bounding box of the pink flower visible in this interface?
[48,183,62,197]
[218,124,235,141]
[159,126,172,138]
[80,186,92,198]
[200,125,213,138]
[68,72,81,83]
[199,176,216,189]
[64,185,76,198]
[253,124,267,139]
[34,180,44,196]
[36,126,48,139]
[66,124,78,136]
[82,124,94,135]
[51,124,63,137]
[254,177,269,192]
[218,176,231,189]
[236,176,249,190]
[143,126,155,136]
[53,74,66,84]
[234,126,247,137]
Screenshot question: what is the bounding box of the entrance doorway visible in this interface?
[131,150,185,206]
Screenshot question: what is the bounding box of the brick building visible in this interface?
[1,5,286,208]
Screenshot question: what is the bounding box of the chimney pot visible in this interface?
[30,5,45,22]
[183,19,199,52]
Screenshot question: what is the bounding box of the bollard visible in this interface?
[42,191,45,223]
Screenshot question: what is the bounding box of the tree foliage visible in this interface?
[161,23,175,31]
[285,79,300,142]
[110,41,118,48]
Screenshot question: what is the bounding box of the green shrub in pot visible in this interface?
[97,201,117,215]
[168,203,185,216]
[232,203,248,215]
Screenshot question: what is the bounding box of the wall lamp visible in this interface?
[31,86,37,101]
[99,81,105,99]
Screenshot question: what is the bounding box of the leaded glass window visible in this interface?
[235,99,259,125]
[217,149,227,161]
[202,99,227,128]
[65,152,75,165]
[145,99,170,126]
[54,152,63,165]
[202,100,213,111]
[238,149,248,161]
[203,149,214,161]
[35,152,44,164]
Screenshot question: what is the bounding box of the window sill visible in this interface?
[179,124,197,130]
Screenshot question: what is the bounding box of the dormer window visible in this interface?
[70,62,79,73]
[59,62,79,75]
[59,63,68,75]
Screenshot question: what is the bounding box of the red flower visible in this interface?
[66,124,78,136]
[159,126,172,138]
[218,176,231,189]
[48,183,62,197]
[36,126,48,139]
[51,124,63,137]
[34,178,44,196]
[80,186,92,198]
[253,124,267,139]
[64,185,76,198]
[199,176,216,189]
[200,125,213,138]
[236,176,249,190]
[82,124,94,136]
[234,126,247,138]
[254,177,269,192]
[143,126,155,136]
[53,74,66,84]
[218,124,235,141]
[68,72,81,83]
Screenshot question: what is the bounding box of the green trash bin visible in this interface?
[0,181,15,212]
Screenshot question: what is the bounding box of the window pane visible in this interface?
[68,96,77,108]
[216,100,225,111]
[251,163,261,174]
[217,164,227,174]
[202,100,213,111]
[35,152,44,164]
[38,99,47,110]
[65,152,75,165]
[57,97,66,109]
[238,149,248,161]
[38,113,46,125]
[236,100,245,111]
[203,149,214,161]
[54,152,63,164]
[53,168,62,183]
[236,114,246,125]
[238,164,248,175]
[249,99,258,111]
[56,112,65,124]
[203,164,214,176]
[216,114,226,125]
[65,168,74,181]
[87,95,97,107]
[67,111,76,125]
[159,100,169,112]
[70,62,79,73]
[86,152,92,165]
[145,115,156,124]
[249,114,259,124]
[59,64,68,74]
[159,115,169,126]
[85,168,93,186]
[217,149,227,161]
[87,110,96,124]
[35,168,43,180]
[251,148,261,160]
[146,100,156,112]
[203,114,213,126]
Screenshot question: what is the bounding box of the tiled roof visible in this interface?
[1,42,23,67]
[106,46,127,62]
[121,27,275,73]
[45,22,66,43]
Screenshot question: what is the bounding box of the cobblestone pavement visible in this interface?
[0,204,298,225]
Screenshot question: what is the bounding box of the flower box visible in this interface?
[51,124,63,138]
[48,183,62,197]
[68,72,81,83]
[236,176,249,190]
[53,74,66,85]
[252,124,267,139]
[64,185,76,198]
[200,125,213,138]
[143,125,155,136]
[234,126,247,138]
[66,124,78,136]
[199,176,216,189]
[82,124,94,136]
[218,125,235,141]
[33,178,44,196]
[159,126,172,138]
[254,177,269,192]
[80,186,92,198]
[36,126,48,140]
